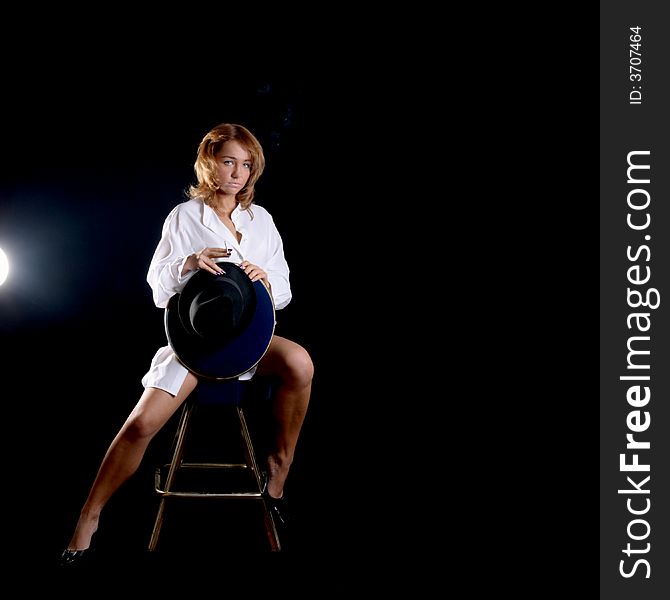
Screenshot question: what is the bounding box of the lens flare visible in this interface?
[0,248,9,286]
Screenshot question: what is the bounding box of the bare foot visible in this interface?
[67,511,100,551]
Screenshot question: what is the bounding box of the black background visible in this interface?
[0,7,613,592]
[0,27,436,585]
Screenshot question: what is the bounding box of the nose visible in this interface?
[231,164,241,178]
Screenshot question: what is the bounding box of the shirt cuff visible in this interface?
[176,254,195,285]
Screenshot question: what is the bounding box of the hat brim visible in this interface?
[165,276,275,380]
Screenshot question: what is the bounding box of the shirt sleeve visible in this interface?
[146,207,195,308]
[264,214,292,310]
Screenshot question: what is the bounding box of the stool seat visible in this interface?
[148,378,281,552]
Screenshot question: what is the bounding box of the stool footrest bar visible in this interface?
[155,490,264,498]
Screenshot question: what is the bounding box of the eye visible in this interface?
[243,162,252,169]
[222,160,233,166]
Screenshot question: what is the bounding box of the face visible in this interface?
[214,140,252,194]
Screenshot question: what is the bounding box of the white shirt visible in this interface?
[141,198,291,395]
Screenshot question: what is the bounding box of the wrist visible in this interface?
[182,253,197,276]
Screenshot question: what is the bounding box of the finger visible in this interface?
[207,266,226,275]
[198,247,229,259]
[201,257,224,274]
[209,261,226,275]
[201,263,219,275]
[248,269,266,282]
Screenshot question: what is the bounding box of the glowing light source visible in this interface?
[0,248,9,286]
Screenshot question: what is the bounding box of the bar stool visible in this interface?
[148,377,281,552]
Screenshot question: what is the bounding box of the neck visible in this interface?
[210,194,237,217]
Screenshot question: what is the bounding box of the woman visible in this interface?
[61,123,313,564]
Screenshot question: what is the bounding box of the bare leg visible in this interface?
[256,335,314,499]
[66,373,198,551]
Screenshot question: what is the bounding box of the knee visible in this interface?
[285,347,314,388]
[124,413,160,441]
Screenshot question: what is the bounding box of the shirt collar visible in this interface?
[201,201,248,238]
[201,201,219,234]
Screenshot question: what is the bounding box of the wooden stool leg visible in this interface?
[148,401,196,551]
[237,406,281,552]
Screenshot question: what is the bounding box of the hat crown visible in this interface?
[165,262,275,380]
[181,267,256,344]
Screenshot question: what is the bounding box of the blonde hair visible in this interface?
[188,123,265,212]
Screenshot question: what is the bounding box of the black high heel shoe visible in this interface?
[261,472,289,527]
[59,548,93,567]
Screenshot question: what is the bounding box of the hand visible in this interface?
[239,260,269,284]
[186,247,231,275]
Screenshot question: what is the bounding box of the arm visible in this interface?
[262,214,292,310]
[238,213,292,310]
[147,205,236,308]
[146,207,192,308]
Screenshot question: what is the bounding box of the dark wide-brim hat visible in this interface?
[165,262,275,379]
